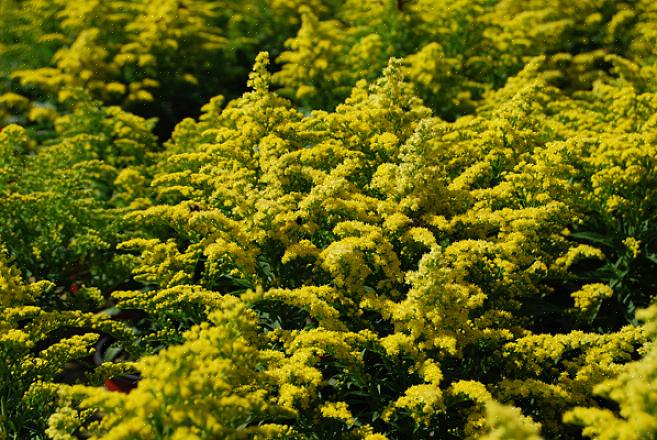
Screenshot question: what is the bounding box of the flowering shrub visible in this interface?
[0,0,308,136]
[0,249,134,437]
[565,305,657,439]
[0,90,157,289]
[2,1,657,439]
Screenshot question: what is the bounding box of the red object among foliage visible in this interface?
[103,377,138,393]
[103,379,123,392]
[68,273,80,294]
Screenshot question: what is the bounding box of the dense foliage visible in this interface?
[2,1,657,439]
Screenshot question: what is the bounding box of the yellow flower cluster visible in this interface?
[2,1,657,439]
[482,400,543,440]
[565,306,657,439]
[50,49,653,438]
[0,250,134,437]
[0,0,314,131]
[49,297,297,439]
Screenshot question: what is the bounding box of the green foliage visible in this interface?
[0,91,157,289]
